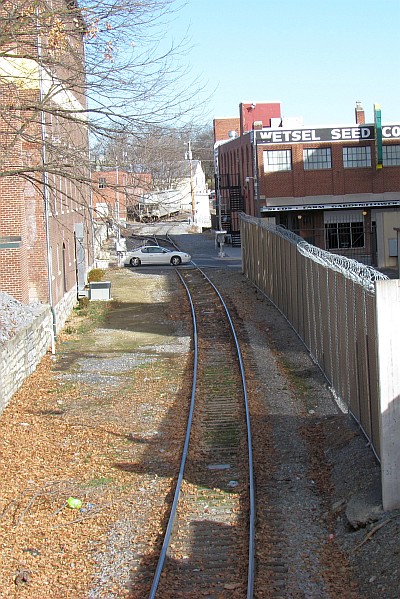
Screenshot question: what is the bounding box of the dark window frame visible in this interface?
[342,146,371,168]
[303,147,332,170]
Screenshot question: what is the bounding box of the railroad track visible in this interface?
[123,226,365,598]
[148,266,255,598]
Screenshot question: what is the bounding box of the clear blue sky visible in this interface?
[167,0,400,127]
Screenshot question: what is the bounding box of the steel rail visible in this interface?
[147,232,255,598]
[148,272,198,599]
[167,233,255,597]
[190,261,255,599]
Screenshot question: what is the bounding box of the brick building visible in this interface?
[91,169,153,224]
[0,0,93,331]
[214,101,400,267]
[92,169,129,224]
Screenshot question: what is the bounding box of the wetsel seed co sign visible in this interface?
[255,125,400,144]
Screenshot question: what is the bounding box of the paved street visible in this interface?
[126,220,243,270]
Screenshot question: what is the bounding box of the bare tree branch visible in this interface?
[0,0,209,219]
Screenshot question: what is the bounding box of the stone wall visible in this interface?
[0,286,79,415]
[0,306,53,414]
[55,286,79,334]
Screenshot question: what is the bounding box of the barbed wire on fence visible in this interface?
[240,214,389,293]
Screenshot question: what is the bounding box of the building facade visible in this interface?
[214,102,400,267]
[92,169,154,224]
[0,0,93,327]
[92,169,129,223]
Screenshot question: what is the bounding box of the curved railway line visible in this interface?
[122,225,369,599]
[0,219,393,598]
[147,255,255,598]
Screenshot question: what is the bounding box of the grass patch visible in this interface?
[279,357,310,396]
[69,299,111,336]
[85,476,113,488]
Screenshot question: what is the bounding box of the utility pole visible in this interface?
[186,141,195,223]
[115,160,121,247]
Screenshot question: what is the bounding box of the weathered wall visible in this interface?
[0,285,78,415]
[0,307,53,414]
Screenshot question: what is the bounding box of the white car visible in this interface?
[124,245,191,267]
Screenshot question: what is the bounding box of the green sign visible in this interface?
[374,103,383,169]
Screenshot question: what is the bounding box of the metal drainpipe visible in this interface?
[251,131,259,216]
[215,144,225,257]
[36,9,56,353]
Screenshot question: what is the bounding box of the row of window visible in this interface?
[263,145,400,172]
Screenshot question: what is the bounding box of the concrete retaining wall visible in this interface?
[376,279,400,510]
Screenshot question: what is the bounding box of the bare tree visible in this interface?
[191,125,214,186]
[0,0,207,208]
[93,123,214,191]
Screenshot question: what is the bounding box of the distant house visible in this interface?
[176,160,211,228]
[91,169,153,223]
[0,0,93,331]
[92,169,128,223]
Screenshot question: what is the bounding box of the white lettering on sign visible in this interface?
[256,126,375,144]
[331,127,371,140]
[382,125,400,138]
[258,129,323,143]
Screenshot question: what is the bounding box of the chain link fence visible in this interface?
[240,214,389,459]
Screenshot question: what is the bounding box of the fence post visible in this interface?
[376,279,400,510]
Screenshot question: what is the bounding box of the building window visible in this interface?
[342,146,371,168]
[263,150,292,172]
[383,144,400,166]
[325,221,365,249]
[98,177,106,189]
[303,148,332,170]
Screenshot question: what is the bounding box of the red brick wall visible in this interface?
[213,118,240,143]
[0,0,93,306]
[240,102,281,135]
[0,103,31,303]
[92,170,128,221]
[216,129,400,218]
[256,139,400,200]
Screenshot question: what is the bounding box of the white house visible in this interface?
[177,160,211,228]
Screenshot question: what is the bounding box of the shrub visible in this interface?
[78,296,90,310]
[87,268,105,282]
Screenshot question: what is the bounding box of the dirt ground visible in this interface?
[0,243,400,598]
[0,267,193,598]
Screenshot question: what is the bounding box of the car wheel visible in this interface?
[171,256,182,266]
[130,257,141,267]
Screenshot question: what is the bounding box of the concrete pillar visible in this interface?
[376,279,400,510]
